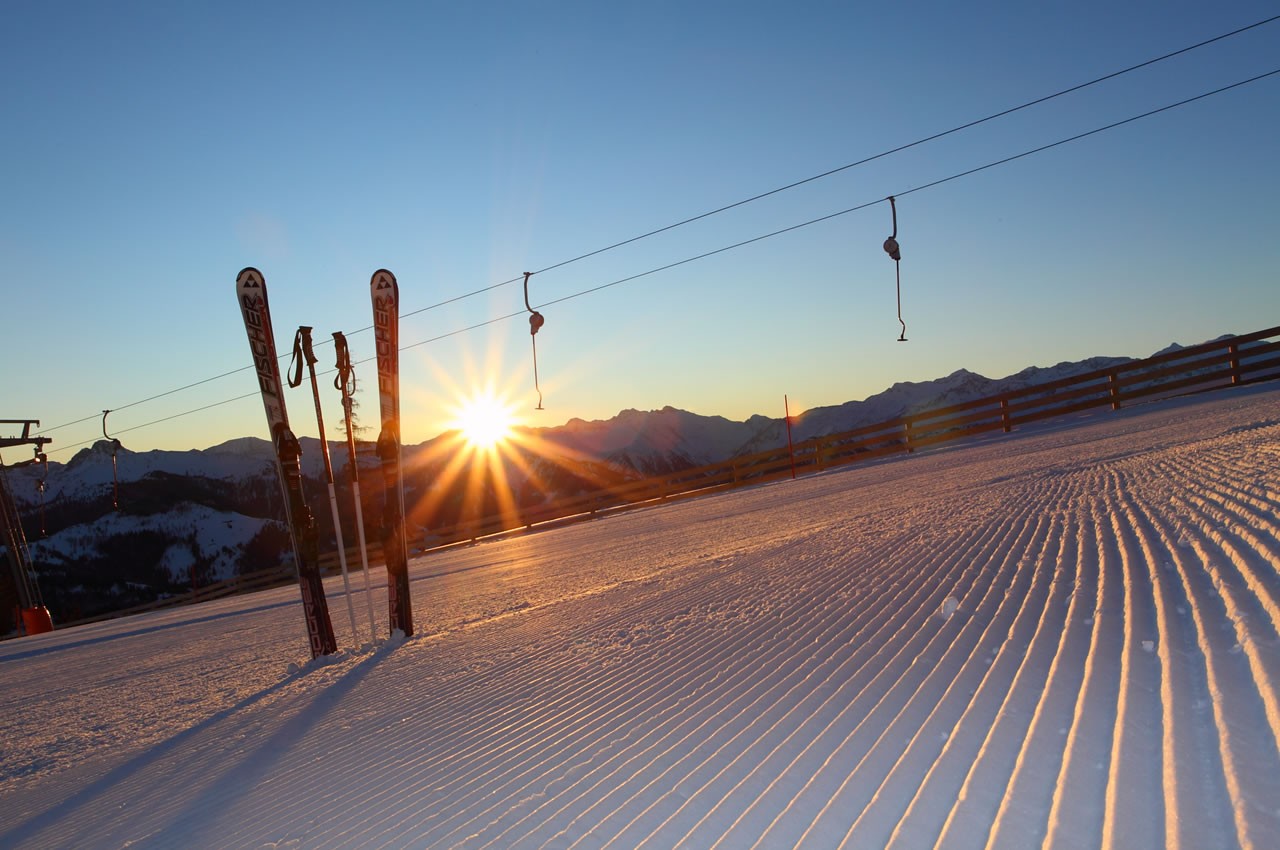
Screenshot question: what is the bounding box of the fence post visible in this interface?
[784,395,796,479]
[1000,397,1011,433]
[904,420,914,454]
[1229,342,1241,385]
[1108,372,1121,411]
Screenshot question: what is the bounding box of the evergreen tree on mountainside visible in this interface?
[334,395,370,444]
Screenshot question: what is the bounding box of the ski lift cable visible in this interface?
[39,65,1280,455]
[36,16,1279,439]
[893,67,1280,200]
[525,13,1280,278]
[344,12,1276,337]
[42,363,259,434]
[487,67,1280,319]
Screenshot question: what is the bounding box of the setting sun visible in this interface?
[451,393,516,449]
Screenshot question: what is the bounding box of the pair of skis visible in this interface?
[236,268,413,658]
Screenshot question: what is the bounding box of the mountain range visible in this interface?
[0,339,1208,624]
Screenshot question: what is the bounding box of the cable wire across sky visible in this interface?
[42,60,1280,454]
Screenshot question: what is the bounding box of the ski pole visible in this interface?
[290,326,360,647]
[333,331,378,645]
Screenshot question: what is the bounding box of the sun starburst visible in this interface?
[449,392,516,450]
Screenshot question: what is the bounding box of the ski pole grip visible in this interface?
[299,326,318,366]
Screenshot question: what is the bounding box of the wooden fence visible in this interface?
[58,323,1280,627]
[58,565,295,628]
[418,322,1280,546]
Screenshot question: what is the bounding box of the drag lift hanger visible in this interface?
[101,409,122,510]
[35,448,48,537]
[523,271,546,410]
[884,195,907,342]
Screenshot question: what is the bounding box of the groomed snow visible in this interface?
[2,385,1279,849]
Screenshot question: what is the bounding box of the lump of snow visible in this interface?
[940,596,960,619]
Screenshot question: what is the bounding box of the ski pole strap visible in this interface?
[333,331,356,396]
[287,327,309,388]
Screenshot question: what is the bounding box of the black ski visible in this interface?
[237,268,337,658]
[371,269,414,637]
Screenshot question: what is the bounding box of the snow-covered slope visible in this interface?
[1,383,1277,849]
[32,503,274,584]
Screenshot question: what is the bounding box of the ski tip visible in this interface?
[371,268,398,289]
[237,267,265,288]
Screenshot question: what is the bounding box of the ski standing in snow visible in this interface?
[371,269,414,637]
[236,268,338,658]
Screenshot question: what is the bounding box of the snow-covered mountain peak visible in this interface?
[207,436,273,458]
[66,439,127,469]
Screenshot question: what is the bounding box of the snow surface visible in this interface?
[2,385,1279,849]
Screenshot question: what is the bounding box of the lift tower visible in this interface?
[1,420,54,635]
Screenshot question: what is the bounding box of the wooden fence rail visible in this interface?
[57,324,1280,627]
[421,323,1280,547]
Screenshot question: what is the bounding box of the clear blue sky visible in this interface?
[3,1,1278,455]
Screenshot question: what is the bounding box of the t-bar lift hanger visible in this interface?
[884,195,907,342]
[34,447,49,537]
[101,409,121,510]
[523,271,546,410]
